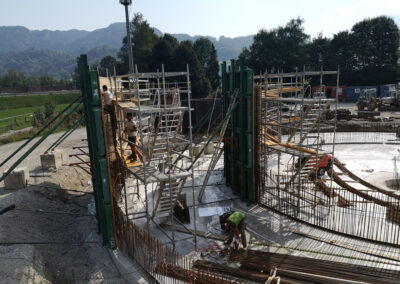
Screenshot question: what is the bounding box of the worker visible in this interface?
[124,113,137,162]
[222,211,247,249]
[102,85,118,141]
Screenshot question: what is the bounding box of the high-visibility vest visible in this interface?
[228,212,245,226]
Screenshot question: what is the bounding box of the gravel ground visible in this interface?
[0,127,128,283]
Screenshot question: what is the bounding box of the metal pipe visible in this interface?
[186,98,239,171]
[161,64,176,250]
[123,3,134,74]
[134,65,150,229]
[186,63,197,250]
[0,204,15,215]
[44,117,83,153]
[0,102,82,183]
[0,96,81,168]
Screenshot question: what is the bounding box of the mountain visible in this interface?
[0,49,75,78]
[0,23,253,78]
[0,26,89,55]
[0,24,252,60]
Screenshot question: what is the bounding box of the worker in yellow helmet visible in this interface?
[220,211,247,249]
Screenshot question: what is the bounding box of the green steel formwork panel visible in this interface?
[78,55,115,249]
[222,59,254,203]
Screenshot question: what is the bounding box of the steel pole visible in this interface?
[124,4,134,74]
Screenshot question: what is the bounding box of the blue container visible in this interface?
[346,86,377,103]
[380,84,395,97]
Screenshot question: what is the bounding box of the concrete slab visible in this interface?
[54,149,68,165]
[0,245,51,283]
[202,142,214,155]
[40,152,62,170]
[190,144,203,158]
[3,167,29,189]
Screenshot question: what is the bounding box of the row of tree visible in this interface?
[239,16,400,86]
[0,69,73,89]
[98,14,220,98]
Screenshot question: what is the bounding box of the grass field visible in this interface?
[0,104,72,134]
[0,92,82,136]
[0,92,81,110]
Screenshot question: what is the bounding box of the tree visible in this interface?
[275,18,309,71]
[32,108,45,127]
[174,41,211,98]
[193,38,220,90]
[152,34,179,70]
[44,101,55,119]
[239,18,309,73]
[71,66,80,89]
[39,75,56,87]
[327,31,354,84]
[99,56,117,76]
[207,44,220,90]
[0,69,27,88]
[350,16,399,85]
[397,50,400,82]
[241,18,308,74]
[243,28,277,73]
[238,47,251,67]
[306,33,331,70]
[118,13,159,73]
[193,38,213,67]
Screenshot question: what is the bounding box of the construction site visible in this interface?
[1,6,400,284]
[2,55,400,283]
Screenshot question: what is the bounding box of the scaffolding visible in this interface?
[105,64,197,250]
[254,68,400,246]
[255,69,338,205]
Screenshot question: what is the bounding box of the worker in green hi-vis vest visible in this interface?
[221,211,247,249]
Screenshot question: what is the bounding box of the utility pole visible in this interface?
[119,0,134,74]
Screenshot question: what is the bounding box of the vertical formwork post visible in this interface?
[78,55,115,248]
[230,59,237,194]
[221,59,254,203]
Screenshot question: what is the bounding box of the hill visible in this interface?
[0,49,75,78]
[0,46,118,79]
[0,23,253,78]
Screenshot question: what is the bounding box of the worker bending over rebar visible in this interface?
[221,211,247,249]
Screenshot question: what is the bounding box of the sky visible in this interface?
[0,0,399,38]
